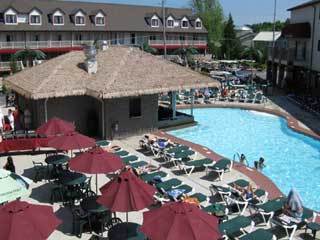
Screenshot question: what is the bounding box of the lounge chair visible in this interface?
[209,184,232,202]
[246,93,255,103]
[96,140,110,147]
[206,158,233,181]
[176,158,215,175]
[218,216,255,239]
[239,229,275,240]
[129,161,148,169]
[190,193,209,205]
[140,171,168,183]
[255,93,265,104]
[121,155,139,164]
[166,150,195,165]
[165,145,190,154]
[202,203,228,216]
[156,178,182,193]
[224,195,249,215]
[167,184,194,201]
[113,150,129,157]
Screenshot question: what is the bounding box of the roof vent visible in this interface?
[84,45,97,74]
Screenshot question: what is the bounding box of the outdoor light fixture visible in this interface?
[84,45,98,74]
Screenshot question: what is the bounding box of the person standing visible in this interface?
[0,109,4,134]
[13,106,21,130]
[8,109,14,131]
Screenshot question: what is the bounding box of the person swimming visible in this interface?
[254,157,266,170]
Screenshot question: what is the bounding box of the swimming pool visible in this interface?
[169,108,320,211]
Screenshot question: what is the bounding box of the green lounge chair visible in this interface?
[255,93,264,104]
[190,193,208,204]
[206,158,233,180]
[114,150,129,157]
[167,184,194,201]
[172,150,195,160]
[129,161,148,169]
[95,140,110,147]
[239,229,274,240]
[229,179,249,188]
[121,155,139,164]
[140,171,168,182]
[246,93,255,103]
[178,158,215,175]
[156,178,182,193]
[203,203,226,216]
[166,145,190,154]
[218,216,254,239]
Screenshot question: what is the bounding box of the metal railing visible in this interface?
[0,40,98,49]
[148,39,207,46]
[0,61,23,71]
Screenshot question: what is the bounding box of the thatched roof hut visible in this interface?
[5,46,219,100]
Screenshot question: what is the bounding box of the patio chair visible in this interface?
[32,161,48,182]
[156,178,182,193]
[206,158,233,181]
[96,140,110,148]
[72,207,92,238]
[218,216,255,239]
[140,171,168,183]
[239,229,275,240]
[121,155,139,165]
[105,217,123,230]
[129,161,148,169]
[113,150,129,157]
[189,193,209,205]
[176,158,215,175]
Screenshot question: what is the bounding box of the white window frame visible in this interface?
[181,17,189,29]
[151,15,160,28]
[95,12,105,26]
[52,10,64,26]
[29,9,42,26]
[4,9,18,25]
[195,18,202,29]
[75,11,86,26]
[167,16,174,28]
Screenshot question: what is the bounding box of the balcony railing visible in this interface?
[0,40,98,49]
[148,40,207,46]
[0,61,23,71]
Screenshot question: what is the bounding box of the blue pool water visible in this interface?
[169,108,320,211]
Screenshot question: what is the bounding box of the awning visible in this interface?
[282,22,311,38]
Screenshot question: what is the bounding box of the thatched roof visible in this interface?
[5,47,219,100]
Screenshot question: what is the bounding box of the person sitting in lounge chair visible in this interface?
[131,164,161,176]
[233,182,255,201]
[283,188,304,220]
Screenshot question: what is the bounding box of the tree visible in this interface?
[141,43,158,55]
[191,0,224,57]
[247,21,285,33]
[14,48,46,68]
[172,47,198,67]
[241,46,263,63]
[221,14,242,60]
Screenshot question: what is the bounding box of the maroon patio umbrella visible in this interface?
[140,202,221,240]
[48,131,95,151]
[69,147,125,192]
[36,117,75,136]
[97,169,156,220]
[0,200,61,240]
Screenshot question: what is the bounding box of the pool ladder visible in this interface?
[233,152,250,167]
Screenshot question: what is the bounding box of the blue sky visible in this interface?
[71,0,305,25]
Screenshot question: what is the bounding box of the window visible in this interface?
[167,19,174,27]
[75,16,85,25]
[151,18,159,27]
[53,15,64,25]
[95,16,105,25]
[181,20,189,28]
[179,36,185,41]
[30,15,41,24]
[149,35,156,41]
[5,14,17,24]
[75,34,82,41]
[58,35,62,41]
[129,98,142,118]
[195,21,202,29]
[6,35,12,42]
[33,35,40,41]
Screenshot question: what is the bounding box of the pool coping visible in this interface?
[153,103,320,221]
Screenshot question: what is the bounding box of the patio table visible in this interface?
[57,172,87,186]
[80,196,109,214]
[108,222,147,240]
[45,154,70,165]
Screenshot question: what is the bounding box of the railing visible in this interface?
[0,40,99,49]
[0,61,23,71]
[148,40,207,46]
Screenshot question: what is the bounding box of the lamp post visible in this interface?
[162,0,167,59]
[271,0,277,93]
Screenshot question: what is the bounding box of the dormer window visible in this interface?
[167,16,174,28]
[95,12,105,26]
[52,10,64,25]
[195,19,202,29]
[4,8,17,25]
[181,17,189,28]
[29,9,42,25]
[74,11,86,26]
[151,15,159,28]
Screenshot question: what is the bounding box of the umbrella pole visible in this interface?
[126,212,128,222]
[96,173,98,194]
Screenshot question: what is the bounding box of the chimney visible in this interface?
[84,45,98,74]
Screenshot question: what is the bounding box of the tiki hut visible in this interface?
[5,46,219,138]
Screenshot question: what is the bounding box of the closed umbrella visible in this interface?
[0,169,31,204]
[69,147,124,193]
[97,169,156,221]
[140,202,221,240]
[36,117,75,136]
[48,131,95,151]
[287,188,303,212]
[0,200,61,240]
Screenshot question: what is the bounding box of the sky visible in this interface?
[71,0,306,25]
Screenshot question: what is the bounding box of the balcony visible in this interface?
[0,40,97,50]
[148,40,207,48]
